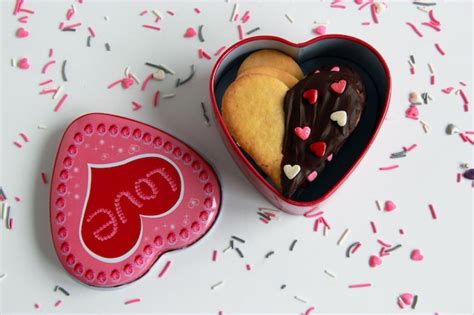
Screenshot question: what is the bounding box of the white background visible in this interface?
[0,0,473,314]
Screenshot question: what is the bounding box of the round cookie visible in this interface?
[222,74,288,187]
[237,66,299,88]
[237,49,304,80]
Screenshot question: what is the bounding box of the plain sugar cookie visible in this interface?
[237,66,299,88]
[237,49,304,80]
[222,74,288,187]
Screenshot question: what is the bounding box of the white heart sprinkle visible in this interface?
[330,110,347,127]
[283,164,301,180]
[153,69,166,80]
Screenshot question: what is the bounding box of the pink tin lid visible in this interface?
[49,113,221,287]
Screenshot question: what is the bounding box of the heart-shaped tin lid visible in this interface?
[50,113,221,287]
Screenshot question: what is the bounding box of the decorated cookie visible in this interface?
[237,49,304,80]
[281,65,366,198]
[237,66,299,88]
[50,113,221,287]
[222,74,288,187]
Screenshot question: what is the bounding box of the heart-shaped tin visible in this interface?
[210,35,391,215]
[50,113,221,287]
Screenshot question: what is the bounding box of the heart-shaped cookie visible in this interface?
[222,74,288,187]
[50,113,221,287]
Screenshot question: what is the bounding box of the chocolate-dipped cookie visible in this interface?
[281,65,366,198]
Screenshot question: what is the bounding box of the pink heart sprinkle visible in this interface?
[400,293,414,305]
[183,27,197,38]
[17,57,30,70]
[121,77,134,89]
[384,200,397,212]
[405,105,419,120]
[294,126,311,140]
[306,171,318,182]
[327,153,333,162]
[369,255,382,268]
[410,249,424,261]
[330,66,340,72]
[16,27,29,38]
[330,80,346,94]
[314,70,320,74]
[313,25,327,35]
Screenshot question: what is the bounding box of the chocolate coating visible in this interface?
[281,65,366,199]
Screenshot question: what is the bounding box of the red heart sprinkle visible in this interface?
[309,141,326,158]
[330,80,347,94]
[302,89,318,105]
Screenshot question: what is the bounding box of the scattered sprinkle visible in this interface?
[304,306,315,315]
[370,221,377,234]
[54,285,70,296]
[198,25,205,42]
[289,239,297,251]
[124,298,141,305]
[346,241,361,258]
[211,281,224,290]
[348,283,372,289]
[201,102,211,126]
[237,24,244,40]
[235,247,244,258]
[212,250,218,262]
[176,64,196,87]
[337,228,350,246]
[231,235,246,243]
[162,93,176,99]
[265,251,275,258]
[61,60,68,82]
[294,296,308,303]
[434,43,445,56]
[428,203,437,219]
[54,300,62,307]
[158,260,172,278]
[246,27,260,35]
[87,26,96,37]
[285,13,294,23]
[142,24,161,31]
[230,3,238,22]
[54,94,69,112]
[406,22,424,37]
[324,270,336,278]
[379,165,400,171]
[153,89,160,107]
[41,172,48,184]
[385,244,402,253]
[42,60,56,74]
[412,295,419,309]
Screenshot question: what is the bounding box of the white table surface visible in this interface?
[1,0,472,314]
